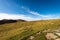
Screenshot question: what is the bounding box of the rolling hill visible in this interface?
[0,19,26,24]
[0,19,60,40]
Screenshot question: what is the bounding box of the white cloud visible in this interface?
[0,13,35,21]
[0,13,59,21]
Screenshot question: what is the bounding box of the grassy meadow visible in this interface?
[0,19,60,40]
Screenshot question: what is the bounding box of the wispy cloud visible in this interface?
[21,6,60,20]
[28,10,60,20]
[28,10,53,17]
[21,6,53,17]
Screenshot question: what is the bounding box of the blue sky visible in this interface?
[0,0,60,21]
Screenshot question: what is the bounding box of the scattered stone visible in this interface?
[46,33,58,40]
[55,38,60,40]
[54,30,60,33]
[29,36,35,40]
[43,29,51,33]
[43,30,47,32]
[55,33,60,36]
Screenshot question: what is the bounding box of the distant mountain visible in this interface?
[0,19,26,24]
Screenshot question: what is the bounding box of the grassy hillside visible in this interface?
[0,19,60,40]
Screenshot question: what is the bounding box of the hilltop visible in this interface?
[0,19,26,24]
[0,19,60,40]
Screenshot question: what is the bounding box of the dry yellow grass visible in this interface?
[0,19,60,40]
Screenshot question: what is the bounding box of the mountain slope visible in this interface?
[0,19,60,40]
